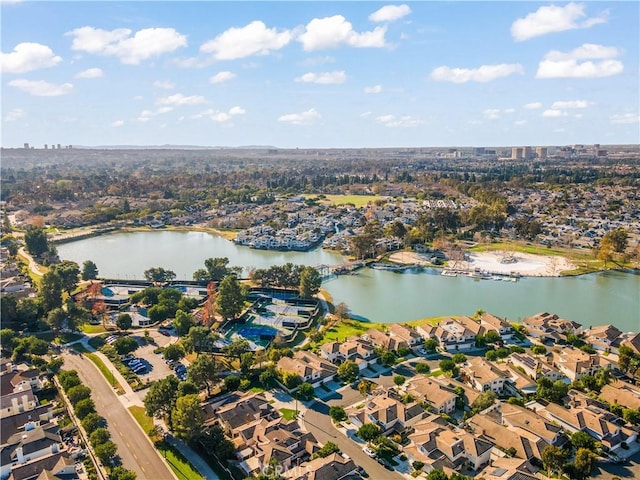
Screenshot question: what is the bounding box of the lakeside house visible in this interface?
[583,324,625,353]
[319,336,377,370]
[523,312,583,343]
[550,348,610,381]
[364,328,409,352]
[433,319,476,351]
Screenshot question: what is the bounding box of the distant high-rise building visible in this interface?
[535,147,547,159]
[523,146,534,159]
[511,147,523,159]
[23,143,29,149]
[44,144,48,149]
[474,147,485,155]
[57,144,61,149]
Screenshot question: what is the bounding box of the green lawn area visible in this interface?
[156,442,204,480]
[85,352,125,395]
[407,316,453,327]
[128,405,155,434]
[70,342,89,353]
[304,194,382,208]
[279,408,298,420]
[320,319,386,343]
[81,324,108,334]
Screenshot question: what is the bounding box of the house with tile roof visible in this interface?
[283,452,357,480]
[403,376,457,414]
[550,348,609,381]
[462,357,512,395]
[346,389,425,433]
[319,336,377,370]
[277,351,338,389]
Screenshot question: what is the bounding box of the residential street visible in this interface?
[62,351,176,480]
[303,399,404,480]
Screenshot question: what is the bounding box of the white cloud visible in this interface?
[536,43,623,78]
[66,26,187,65]
[4,108,26,122]
[504,108,515,114]
[375,114,423,127]
[431,63,523,83]
[137,107,174,123]
[153,80,175,89]
[515,120,528,126]
[551,100,592,109]
[298,15,387,51]
[156,93,206,106]
[75,67,103,78]
[364,85,382,94]
[511,2,608,41]
[295,71,346,84]
[9,79,73,96]
[209,71,236,84]
[360,111,372,118]
[200,21,292,60]
[369,4,411,23]
[542,109,567,118]
[523,102,542,109]
[610,113,639,124]
[278,108,321,125]
[111,120,124,127]
[483,109,502,120]
[1,42,62,73]
[196,106,246,122]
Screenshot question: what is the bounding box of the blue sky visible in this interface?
[2,1,638,148]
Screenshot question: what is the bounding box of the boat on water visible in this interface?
[441,270,458,277]
[370,263,404,271]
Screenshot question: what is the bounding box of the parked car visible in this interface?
[362,447,376,458]
[159,330,170,336]
[356,466,368,477]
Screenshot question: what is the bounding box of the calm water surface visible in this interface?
[57,231,640,331]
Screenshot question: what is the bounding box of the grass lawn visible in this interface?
[81,324,108,334]
[155,441,204,480]
[304,194,382,208]
[406,316,453,327]
[128,405,155,435]
[85,352,125,395]
[249,386,266,393]
[70,342,89,353]
[321,319,386,343]
[279,408,298,420]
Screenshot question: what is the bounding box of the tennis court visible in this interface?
[236,325,278,340]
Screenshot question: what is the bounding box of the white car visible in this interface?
[362,447,376,458]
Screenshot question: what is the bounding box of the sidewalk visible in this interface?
[164,434,221,480]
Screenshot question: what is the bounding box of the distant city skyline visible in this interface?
[2,1,639,148]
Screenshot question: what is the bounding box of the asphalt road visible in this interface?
[62,351,175,480]
[303,400,404,480]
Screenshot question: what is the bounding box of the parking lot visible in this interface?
[125,328,181,383]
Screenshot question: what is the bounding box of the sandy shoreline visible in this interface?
[389,250,576,277]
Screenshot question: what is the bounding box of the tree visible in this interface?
[144,376,179,421]
[82,260,99,280]
[415,362,430,374]
[484,330,501,344]
[329,406,347,423]
[573,448,597,480]
[542,445,567,477]
[193,257,241,282]
[380,350,396,367]
[394,374,406,386]
[115,313,132,331]
[112,337,139,355]
[109,467,137,480]
[358,380,375,397]
[622,408,640,425]
[173,310,194,336]
[259,365,278,389]
[53,260,80,294]
[601,229,628,253]
[223,338,251,359]
[224,375,241,391]
[240,351,254,375]
[24,227,48,256]
[570,431,596,451]
[184,326,217,355]
[470,391,496,413]
[426,469,448,480]
[439,359,458,376]
[452,353,467,364]
[334,302,350,320]
[485,350,498,361]
[143,267,176,283]
[94,440,117,465]
[59,370,81,391]
[39,270,63,311]
[172,394,204,443]
[187,353,218,396]
[89,427,111,447]
[75,398,96,419]
[337,360,359,383]
[67,385,92,405]
[531,345,547,355]
[46,308,67,333]
[357,423,380,442]
[311,441,340,459]
[163,343,185,361]
[297,382,315,400]
[424,338,438,352]
[81,413,104,432]
[215,275,245,320]
[299,266,321,298]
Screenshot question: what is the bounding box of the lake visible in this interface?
[56,231,640,332]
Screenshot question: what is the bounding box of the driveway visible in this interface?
[315,380,344,400]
